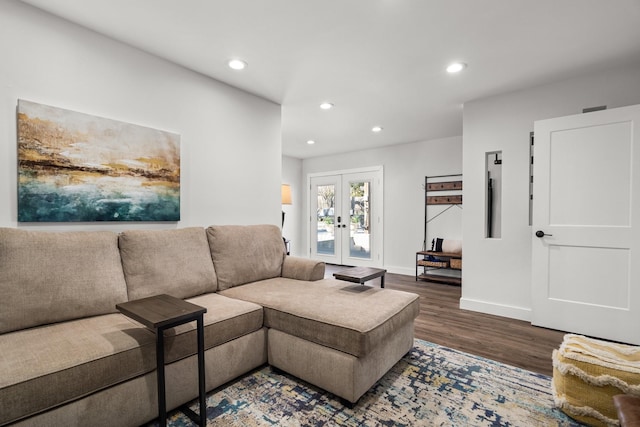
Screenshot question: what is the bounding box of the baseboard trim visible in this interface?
[385,265,415,276]
[459,297,532,322]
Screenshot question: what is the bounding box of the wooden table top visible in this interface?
[333,266,386,282]
[116,294,206,330]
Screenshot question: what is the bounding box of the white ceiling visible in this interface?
[20,0,640,159]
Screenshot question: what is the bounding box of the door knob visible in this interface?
[535,230,552,238]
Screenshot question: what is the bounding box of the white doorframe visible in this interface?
[307,166,384,267]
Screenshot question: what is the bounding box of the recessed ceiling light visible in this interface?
[446,62,467,73]
[228,59,247,70]
[372,126,383,133]
[307,140,316,145]
[320,102,334,110]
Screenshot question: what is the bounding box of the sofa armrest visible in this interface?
[282,256,325,281]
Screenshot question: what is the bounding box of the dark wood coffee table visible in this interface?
[116,294,207,427]
[333,266,387,288]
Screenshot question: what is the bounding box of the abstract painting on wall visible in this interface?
[17,100,180,222]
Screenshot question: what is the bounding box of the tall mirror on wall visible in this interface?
[486,151,502,238]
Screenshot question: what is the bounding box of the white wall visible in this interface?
[462,62,640,321]
[282,155,303,256]
[0,1,282,231]
[302,136,462,274]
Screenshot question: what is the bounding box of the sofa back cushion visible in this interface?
[119,228,218,300]
[0,228,128,334]
[206,224,285,291]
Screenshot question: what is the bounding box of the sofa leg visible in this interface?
[269,365,287,376]
[340,397,357,409]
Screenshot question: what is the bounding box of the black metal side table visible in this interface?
[116,294,207,427]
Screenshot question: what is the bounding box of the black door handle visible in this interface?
[535,230,553,238]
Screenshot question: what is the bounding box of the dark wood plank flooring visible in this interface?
[327,266,567,376]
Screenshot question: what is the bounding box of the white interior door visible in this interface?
[531,104,640,345]
[310,168,383,267]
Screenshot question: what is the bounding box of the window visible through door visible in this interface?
[309,168,383,267]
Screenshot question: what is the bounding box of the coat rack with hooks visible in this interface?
[416,174,463,285]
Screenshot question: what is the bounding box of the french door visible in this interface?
[309,168,383,267]
[531,104,640,345]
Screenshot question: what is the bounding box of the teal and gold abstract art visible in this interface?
[17,100,180,222]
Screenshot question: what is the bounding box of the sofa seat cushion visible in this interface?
[145,293,264,363]
[0,314,156,425]
[0,228,128,334]
[119,228,218,300]
[219,278,420,358]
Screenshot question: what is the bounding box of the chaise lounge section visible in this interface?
[220,278,418,403]
[0,224,419,426]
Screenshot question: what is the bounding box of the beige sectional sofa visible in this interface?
[0,224,419,426]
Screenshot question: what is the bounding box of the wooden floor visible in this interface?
[327,266,567,376]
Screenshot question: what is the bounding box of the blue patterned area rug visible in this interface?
[157,339,584,426]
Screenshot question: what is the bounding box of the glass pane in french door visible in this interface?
[316,184,336,255]
[349,180,371,259]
